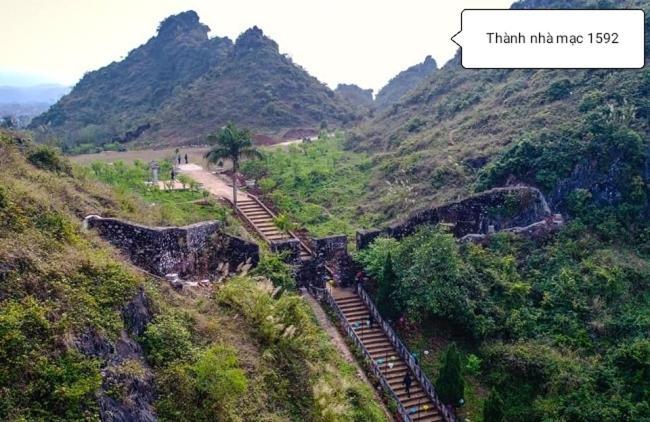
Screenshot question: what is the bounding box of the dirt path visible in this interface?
[177,163,250,203]
[300,289,394,421]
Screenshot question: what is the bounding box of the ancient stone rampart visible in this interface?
[84,215,259,279]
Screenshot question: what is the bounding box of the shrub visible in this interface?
[483,389,505,422]
[194,345,248,406]
[435,343,465,407]
[27,145,72,175]
[251,252,295,290]
[142,313,195,367]
[546,79,572,101]
[465,354,481,376]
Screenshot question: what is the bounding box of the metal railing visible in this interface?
[323,286,414,422]
[356,283,457,422]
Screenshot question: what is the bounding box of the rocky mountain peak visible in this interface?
[234,26,279,54]
[156,10,210,43]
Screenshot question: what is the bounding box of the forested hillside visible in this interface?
[30,11,355,152]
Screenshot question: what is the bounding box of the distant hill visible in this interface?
[0,84,70,104]
[335,83,374,111]
[0,84,70,127]
[30,11,355,151]
[374,55,437,111]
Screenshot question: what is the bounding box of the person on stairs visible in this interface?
[403,372,412,398]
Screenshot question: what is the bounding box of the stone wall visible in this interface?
[84,215,259,279]
[270,238,302,263]
[357,186,552,249]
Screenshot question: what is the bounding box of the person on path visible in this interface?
[403,372,412,398]
[171,169,176,181]
[177,155,181,165]
[184,153,188,164]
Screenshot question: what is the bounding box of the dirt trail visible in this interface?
[177,163,250,203]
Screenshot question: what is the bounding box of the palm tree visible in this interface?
[204,123,262,208]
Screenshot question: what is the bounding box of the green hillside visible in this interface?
[347,0,650,223]
[0,130,385,421]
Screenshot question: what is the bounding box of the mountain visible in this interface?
[0,84,70,104]
[374,55,438,111]
[335,83,374,110]
[148,26,355,145]
[30,12,354,150]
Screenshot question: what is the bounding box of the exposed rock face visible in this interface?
[31,11,353,148]
[357,186,553,249]
[73,290,157,422]
[122,287,153,338]
[84,216,259,279]
[375,55,438,110]
[335,84,374,110]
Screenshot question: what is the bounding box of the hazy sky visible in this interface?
[2,0,514,91]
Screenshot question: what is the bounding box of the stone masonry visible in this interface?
[357,186,554,249]
[84,215,259,279]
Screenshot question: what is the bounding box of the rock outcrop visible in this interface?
[73,289,157,422]
[357,186,554,249]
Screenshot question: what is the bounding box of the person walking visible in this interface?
[184,153,188,164]
[403,372,412,398]
[171,168,176,181]
[177,155,181,165]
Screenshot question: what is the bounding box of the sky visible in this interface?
[1,0,514,91]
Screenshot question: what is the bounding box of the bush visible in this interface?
[546,79,572,101]
[27,145,72,175]
[252,252,295,290]
[194,345,248,403]
[483,389,505,422]
[142,313,195,367]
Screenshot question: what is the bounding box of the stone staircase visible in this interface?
[327,286,455,422]
[235,196,311,259]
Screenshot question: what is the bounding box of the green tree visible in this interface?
[435,343,464,407]
[483,389,504,422]
[204,123,262,207]
[377,252,399,320]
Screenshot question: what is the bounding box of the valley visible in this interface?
[2,0,649,421]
